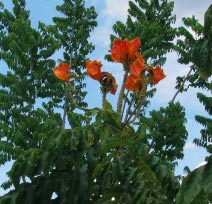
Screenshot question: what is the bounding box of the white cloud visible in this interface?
[90,26,113,47]
[89,0,129,59]
[102,0,129,22]
[173,0,211,26]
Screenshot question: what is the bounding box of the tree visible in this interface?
[0,0,211,204]
[0,0,97,203]
[106,0,188,166]
[0,0,62,166]
[173,4,212,203]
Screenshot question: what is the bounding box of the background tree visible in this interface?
[0,0,98,203]
[0,0,62,166]
[173,4,212,203]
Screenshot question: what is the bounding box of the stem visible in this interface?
[62,87,68,129]
[123,94,135,122]
[121,81,147,129]
[170,66,194,103]
[102,90,107,110]
[66,82,92,111]
[121,91,129,121]
[117,69,129,117]
[122,100,141,129]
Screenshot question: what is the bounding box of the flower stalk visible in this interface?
[117,68,129,117]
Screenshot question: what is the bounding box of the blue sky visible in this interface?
[0,0,211,196]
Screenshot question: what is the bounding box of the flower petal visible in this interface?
[130,52,145,78]
[125,74,136,91]
[110,37,141,64]
[53,63,71,82]
[86,60,102,80]
[151,66,166,84]
[128,37,141,62]
[100,72,118,95]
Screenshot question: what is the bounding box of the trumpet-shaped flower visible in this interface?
[130,52,145,78]
[100,72,118,95]
[86,60,102,80]
[150,66,166,84]
[110,37,141,64]
[86,60,118,95]
[126,74,143,92]
[53,63,75,82]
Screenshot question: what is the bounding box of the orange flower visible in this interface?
[110,84,118,95]
[150,66,166,84]
[53,63,75,82]
[128,37,141,62]
[100,72,118,95]
[86,60,102,80]
[126,74,136,91]
[130,52,145,78]
[110,37,141,64]
[126,74,143,92]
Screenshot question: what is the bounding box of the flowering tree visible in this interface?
[0,0,212,204]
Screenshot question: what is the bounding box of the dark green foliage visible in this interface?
[0,106,180,204]
[194,92,212,152]
[0,0,63,165]
[174,16,203,65]
[175,4,212,80]
[176,155,212,204]
[106,0,176,66]
[140,102,188,164]
[173,5,212,204]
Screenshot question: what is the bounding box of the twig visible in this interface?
[66,82,92,112]
[121,82,147,129]
[170,65,194,103]
[123,94,135,122]
[62,87,68,129]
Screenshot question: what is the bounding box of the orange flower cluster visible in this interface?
[86,60,118,95]
[110,37,166,92]
[53,37,166,95]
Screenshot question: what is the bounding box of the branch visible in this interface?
[62,87,68,129]
[123,93,136,122]
[102,90,107,110]
[121,91,129,121]
[66,82,92,112]
[170,65,194,103]
[121,82,148,129]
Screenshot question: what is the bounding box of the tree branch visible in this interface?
[170,65,194,103]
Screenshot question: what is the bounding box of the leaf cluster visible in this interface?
[139,102,188,164]
[0,105,180,204]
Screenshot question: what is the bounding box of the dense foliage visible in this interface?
[0,0,211,204]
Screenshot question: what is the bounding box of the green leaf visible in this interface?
[176,166,204,204]
[202,156,212,201]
